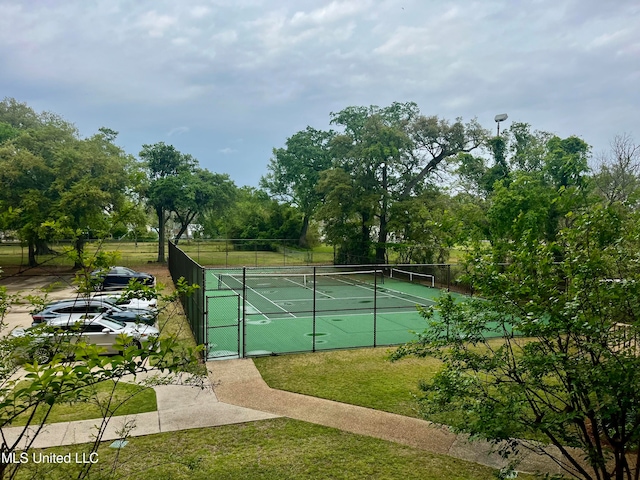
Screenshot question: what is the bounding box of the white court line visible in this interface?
[244,285,297,318]
[206,294,269,323]
[329,276,434,306]
[274,295,375,303]
[218,281,291,320]
[283,277,334,299]
[265,309,424,321]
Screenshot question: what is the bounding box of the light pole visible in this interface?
[494,113,508,136]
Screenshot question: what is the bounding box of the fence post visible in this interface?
[312,266,317,353]
[242,267,247,358]
[202,266,208,360]
[373,268,378,347]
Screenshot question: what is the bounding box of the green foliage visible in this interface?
[140,142,237,260]
[318,103,487,264]
[394,204,640,479]
[261,127,334,247]
[202,187,304,250]
[388,188,461,263]
[0,99,138,266]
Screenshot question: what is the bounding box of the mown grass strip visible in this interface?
[16,418,533,479]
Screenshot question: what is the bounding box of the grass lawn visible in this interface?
[253,342,554,442]
[254,347,440,418]
[9,380,156,427]
[0,240,336,268]
[15,418,532,480]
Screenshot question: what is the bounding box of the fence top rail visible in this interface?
[206,263,462,272]
[169,241,206,269]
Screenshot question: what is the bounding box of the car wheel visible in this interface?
[122,340,141,353]
[93,282,105,291]
[33,347,52,364]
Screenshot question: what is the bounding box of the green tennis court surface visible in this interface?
[204,268,489,359]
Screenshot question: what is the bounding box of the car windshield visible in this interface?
[112,267,136,275]
[99,317,127,330]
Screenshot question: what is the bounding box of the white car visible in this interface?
[89,291,158,312]
[11,314,160,363]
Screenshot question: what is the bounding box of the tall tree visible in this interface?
[326,102,486,263]
[51,128,134,265]
[171,169,236,243]
[393,202,640,479]
[261,127,334,247]
[0,101,133,266]
[139,142,196,262]
[593,134,640,206]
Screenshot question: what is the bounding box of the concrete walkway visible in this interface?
[2,372,279,450]
[2,359,580,477]
[208,358,573,477]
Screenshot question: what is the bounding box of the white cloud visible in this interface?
[136,10,177,38]
[290,1,372,26]
[168,126,189,136]
[219,147,238,154]
[189,6,211,19]
[0,0,638,187]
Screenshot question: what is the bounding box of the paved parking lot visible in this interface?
[1,274,78,332]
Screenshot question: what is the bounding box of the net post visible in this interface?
[312,266,317,353]
[447,264,451,292]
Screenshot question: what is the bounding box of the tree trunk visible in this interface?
[35,239,56,255]
[376,214,387,264]
[74,236,85,268]
[28,239,37,267]
[376,164,389,264]
[156,206,166,263]
[298,215,310,248]
[360,212,371,264]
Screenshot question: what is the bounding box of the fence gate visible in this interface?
[206,294,242,359]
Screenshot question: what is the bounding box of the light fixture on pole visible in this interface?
[494,113,508,136]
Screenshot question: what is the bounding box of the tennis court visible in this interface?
[204,267,465,359]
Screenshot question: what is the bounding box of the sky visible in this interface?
[1,0,639,187]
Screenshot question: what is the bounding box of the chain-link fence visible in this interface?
[169,240,475,360]
[168,241,206,347]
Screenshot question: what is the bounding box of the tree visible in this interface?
[0,100,136,267]
[203,187,304,250]
[261,127,334,247]
[387,187,461,264]
[0,100,74,265]
[325,103,486,263]
[139,143,196,262]
[171,169,236,243]
[593,134,640,207]
[51,128,136,265]
[316,167,377,263]
[393,202,640,479]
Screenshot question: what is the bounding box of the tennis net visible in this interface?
[389,268,435,287]
[217,269,384,291]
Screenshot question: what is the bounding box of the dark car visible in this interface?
[32,299,157,326]
[91,266,155,291]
